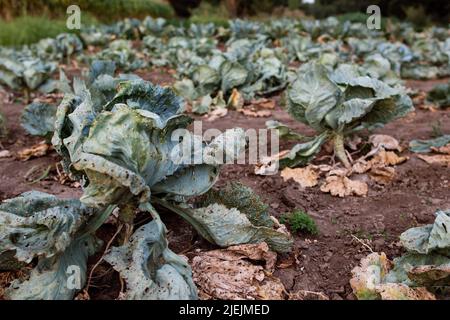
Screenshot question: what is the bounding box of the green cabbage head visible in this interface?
[280,62,413,168]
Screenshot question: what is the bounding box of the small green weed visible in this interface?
[280,210,318,235]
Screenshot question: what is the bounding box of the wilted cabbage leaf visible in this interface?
[6,235,100,300]
[351,209,450,300]
[399,209,450,255]
[187,204,292,253]
[266,120,304,141]
[154,183,293,253]
[201,182,274,227]
[104,210,197,300]
[0,191,113,299]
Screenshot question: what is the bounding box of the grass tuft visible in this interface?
[280,210,318,235]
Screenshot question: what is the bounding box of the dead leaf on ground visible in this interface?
[311,164,333,173]
[352,159,372,174]
[17,141,51,161]
[350,252,436,300]
[351,148,407,185]
[368,166,396,185]
[419,104,438,112]
[74,290,91,300]
[417,154,450,167]
[328,167,350,177]
[371,149,407,166]
[191,243,286,300]
[407,264,450,287]
[280,166,319,188]
[377,283,436,300]
[347,135,363,150]
[205,107,228,122]
[251,98,275,109]
[430,143,450,155]
[412,91,426,105]
[254,150,290,176]
[416,143,450,167]
[320,175,368,197]
[289,290,329,300]
[369,134,402,152]
[0,150,12,158]
[240,109,272,117]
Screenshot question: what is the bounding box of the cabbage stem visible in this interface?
[333,133,351,169]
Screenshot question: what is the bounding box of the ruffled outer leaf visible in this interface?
[104,213,197,300]
[201,182,274,227]
[0,191,113,300]
[286,63,341,131]
[5,235,100,300]
[156,200,292,254]
[0,191,95,265]
[279,132,329,168]
[385,252,450,287]
[400,210,450,254]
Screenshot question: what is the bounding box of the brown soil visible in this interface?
[0,74,449,300]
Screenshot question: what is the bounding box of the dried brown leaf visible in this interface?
[377,283,436,300]
[320,175,368,197]
[17,142,51,161]
[369,134,402,152]
[289,290,329,300]
[280,166,319,188]
[371,149,407,166]
[430,143,450,155]
[369,166,396,185]
[254,150,290,176]
[352,160,372,174]
[251,98,275,109]
[240,109,272,117]
[205,107,228,122]
[191,243,285,300]
[0,150,12,158]
[417,154,450,167]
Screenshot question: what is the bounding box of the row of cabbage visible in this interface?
[1,16,449,98]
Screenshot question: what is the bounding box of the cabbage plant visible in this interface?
[21,102,57,139]
[352,209,450,300]
[0,69,292,300]
[276,62,413,168]
[0,54,57,95]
